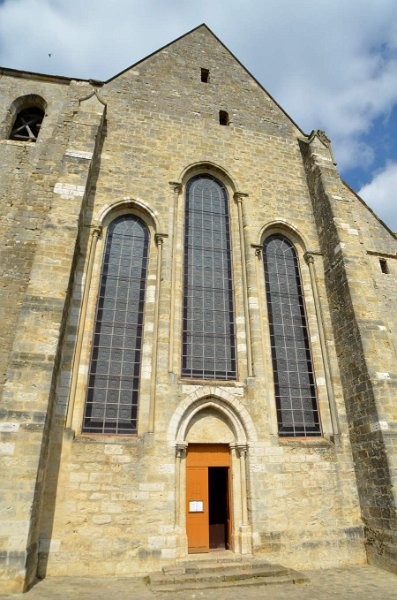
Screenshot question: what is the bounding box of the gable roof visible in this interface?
[0,24,304,135]
[105,24,304,134]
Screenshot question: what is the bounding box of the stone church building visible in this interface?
[0,24,396,593]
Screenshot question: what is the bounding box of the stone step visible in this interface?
[149,559,308,592]
[163,560,286,576]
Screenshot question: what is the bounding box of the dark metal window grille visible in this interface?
[264,235,320,436]
[182,176,236,380]
[83,215,149,434]
[10,107,44,141]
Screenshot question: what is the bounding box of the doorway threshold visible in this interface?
[183,550,241,562]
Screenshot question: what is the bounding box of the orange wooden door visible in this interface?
[186,466,209,552]
[186,445,231,553]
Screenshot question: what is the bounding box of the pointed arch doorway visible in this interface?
[186,444,231,553]
[170,390,257,556]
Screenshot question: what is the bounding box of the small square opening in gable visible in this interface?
[201,68,210,83]
[219,110,229,126]
[379,258,389,274]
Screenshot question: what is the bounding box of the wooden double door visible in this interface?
[186,444,232,553]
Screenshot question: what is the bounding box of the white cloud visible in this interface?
[0,1,395,160]
[359,162,397,231]
[0,0,396,225]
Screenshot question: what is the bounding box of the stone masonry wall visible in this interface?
[1,24,395,592]
[40,27,365,580]
[0,74,71,391]
[300,134,397,572]
[0,74,106,592]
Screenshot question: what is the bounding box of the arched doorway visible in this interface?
[169,389,257,556]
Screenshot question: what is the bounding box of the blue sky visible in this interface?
[0,0,396,230]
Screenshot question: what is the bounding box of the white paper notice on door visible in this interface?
[189,500,204,512]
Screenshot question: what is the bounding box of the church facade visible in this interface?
[0,25,396,593]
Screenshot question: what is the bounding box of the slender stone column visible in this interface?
[233,443,252,554]
[304,251,339,435]
[251,244,279,434]
[234,192,253,377]
[148,233,168,432]
[236,444,249,526]
[66,225,102,430]
[168,182,182,374]
[174,442,188,529]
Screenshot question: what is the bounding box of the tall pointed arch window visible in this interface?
[83,215,149,434]
[182,175,236,379]
[263,235,320,436]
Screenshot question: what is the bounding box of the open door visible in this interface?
[227,466,232,549]
[186,444,231,553]
[208,467,229,549]
[186,465,209,552]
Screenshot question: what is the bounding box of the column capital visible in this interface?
[251,244,262,258]
[230,443,248,458]
[175,442,188,458]
[90,224,103,238]
[237,443,248,458]
[304,250,322,265]
[233,191,249,204]
[155,233,168,246]
[169,181,182,193]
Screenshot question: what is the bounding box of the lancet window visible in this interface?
[263,234,320,436]
[83,215,149,434]
[182,175,236,380]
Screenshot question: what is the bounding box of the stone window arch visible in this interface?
[263,234,321,436]
[182,175,236,380]
[7,95,47,142]
[82,214,150,434]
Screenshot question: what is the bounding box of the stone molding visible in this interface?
[168,387,257,446]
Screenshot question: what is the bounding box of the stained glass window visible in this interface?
[83,215,149,434]
[182,176,236,379]
[264,235,320,436]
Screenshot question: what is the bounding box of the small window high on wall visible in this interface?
[10,106,44,142]
[219,110,229,126]
[83,215,149,434]
[182,175,236,380]
[201,68,210,82]
[263,235,320,436]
